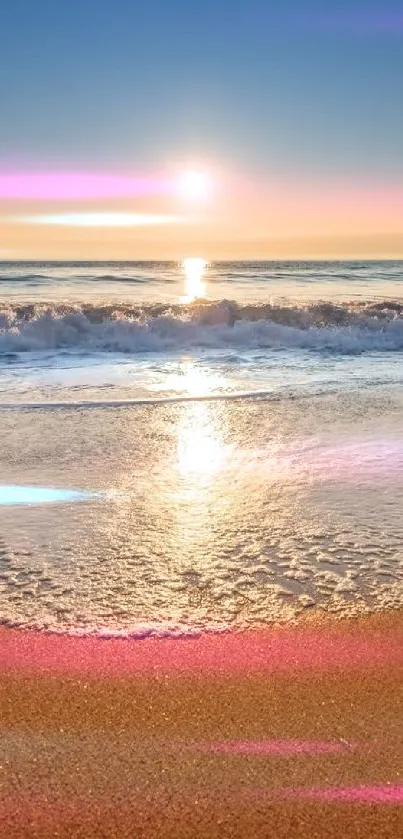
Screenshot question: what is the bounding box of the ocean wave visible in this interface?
[0,274,50,283]
[94,274,155,283]
[1,299,403,354]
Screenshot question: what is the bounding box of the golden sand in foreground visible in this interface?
[1,613,403,838]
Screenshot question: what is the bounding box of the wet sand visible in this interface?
[1,612,403,838]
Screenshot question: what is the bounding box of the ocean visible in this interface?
[1,260,403,635]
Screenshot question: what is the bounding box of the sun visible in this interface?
[177,169,213,201]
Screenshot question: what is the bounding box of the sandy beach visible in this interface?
[1,612,403,838]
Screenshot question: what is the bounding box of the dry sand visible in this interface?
[1,612,403,838]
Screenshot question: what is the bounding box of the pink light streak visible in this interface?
[305,785,403,804]
[194,739,354,756]
[0,786,401,836]
[250,783,403,805]
[0,172,170,201]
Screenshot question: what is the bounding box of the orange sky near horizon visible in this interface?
[1,169,403,260]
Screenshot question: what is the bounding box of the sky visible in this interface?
[0,0,402,260]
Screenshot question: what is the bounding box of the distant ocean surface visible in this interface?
[1,260,403,635]
[1,260,403,405]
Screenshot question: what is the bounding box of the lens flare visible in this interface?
[0,485,98,505]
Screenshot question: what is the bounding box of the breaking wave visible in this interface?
[2,299,403,355]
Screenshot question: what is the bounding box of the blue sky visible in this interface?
[0,1,402,258]
[1,0,402,177]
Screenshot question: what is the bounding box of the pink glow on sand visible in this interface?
[0,172,169,200]
[0,786,402,833]
[1,621,402,676]
[238,436,403,489]
[306,785,403,804]
[195,739,354,756]
[252,784,403,805]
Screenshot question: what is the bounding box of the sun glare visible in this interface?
[177,170,213,201]
[177,403,227,478]
[182,257,208,301]
[163,361,226,398]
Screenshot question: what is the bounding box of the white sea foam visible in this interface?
[1,397,403,636]
[2,300,403,355]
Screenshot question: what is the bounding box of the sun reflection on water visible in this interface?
[181,257,208,302]
[177,402,228,479]
[162,360,226,398]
